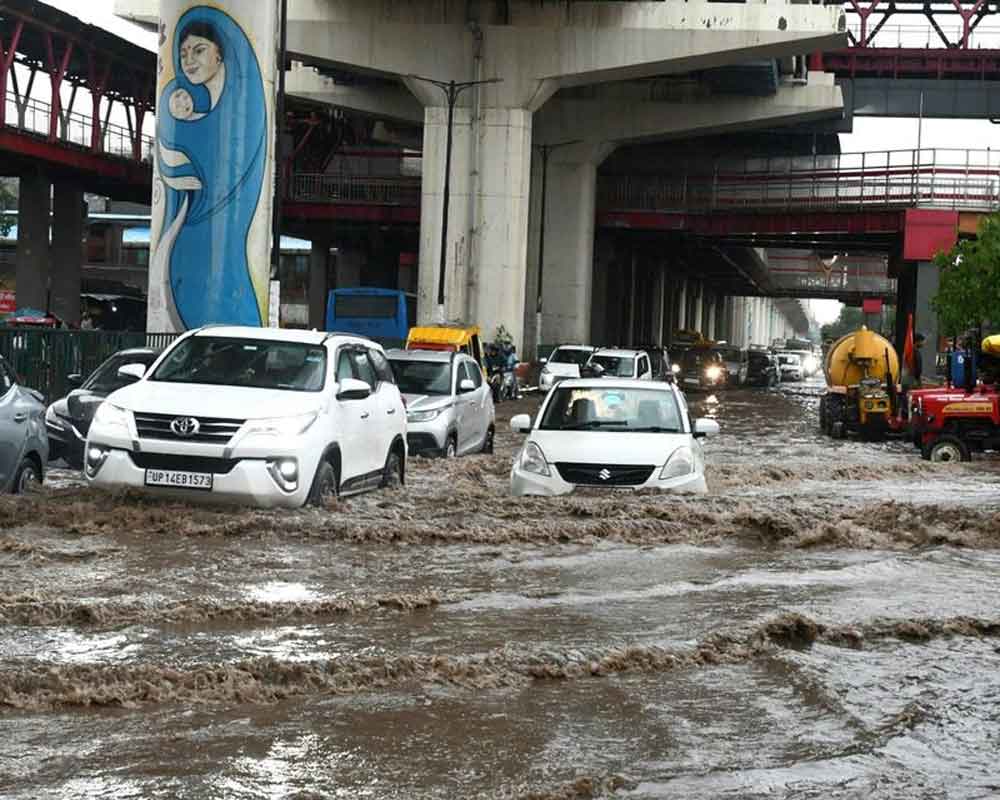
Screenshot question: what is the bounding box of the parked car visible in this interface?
[677,348,728,392]
[85,327,406,508]
[777,352,804,381]
[716,345,749,386]
[0,353,47,493]
[586,349,654,380]
[746,349,781,387]
[46,348,160,469]
[539,345,596,390]
[388,349,495,458]
[509,378,718,496]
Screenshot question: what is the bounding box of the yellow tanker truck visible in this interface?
[819,327,901,440]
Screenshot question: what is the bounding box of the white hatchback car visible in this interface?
[539,345,597,390]
[509,379,718,496]
[586,349,654,380]
[85,327,406,508]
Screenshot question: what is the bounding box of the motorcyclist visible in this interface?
[503,343,521,400]
[485,343,505,401]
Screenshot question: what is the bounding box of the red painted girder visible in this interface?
[0,128,151,184]
[823,47,1000,79]
[596,209,906,235]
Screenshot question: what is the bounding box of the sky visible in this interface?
[45,2,992,328]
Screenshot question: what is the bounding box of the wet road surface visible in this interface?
[2,378,999,799]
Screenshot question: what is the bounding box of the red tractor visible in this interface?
[909,386,1000,462]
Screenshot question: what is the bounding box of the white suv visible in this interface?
[84,327,406,508]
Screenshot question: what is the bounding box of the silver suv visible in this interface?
[388,349,495,457]
[0,354,47,493]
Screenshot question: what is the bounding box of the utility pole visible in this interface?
[533,139,581,348]
[406,74,502,323]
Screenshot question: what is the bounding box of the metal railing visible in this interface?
[846,19,1000,49]
[0,329,179,401]
[598,148,1000,214]
[2,95,154,162]
[289,173,422,206]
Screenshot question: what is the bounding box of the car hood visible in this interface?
[403,393,452,411]
[545,363,582,378]
[529,430,690,465]
[106,382,324,420]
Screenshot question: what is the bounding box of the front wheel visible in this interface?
[924,435,971,463]
[12,458,41,494]
[381,449,404,488]
[443,436,457,459]
[481,425,495,454]
[307,461,339,507]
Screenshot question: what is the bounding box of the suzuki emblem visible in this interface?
[598,468,612,481]
[170,416,200,438]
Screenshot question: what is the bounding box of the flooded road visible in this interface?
[2,378,999,799]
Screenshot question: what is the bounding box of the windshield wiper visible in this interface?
[628,426,681,433]
[561,420,628,430]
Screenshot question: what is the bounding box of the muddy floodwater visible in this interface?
[2,379,1000,799]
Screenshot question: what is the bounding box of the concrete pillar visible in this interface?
[676,281,687,332]
[308,237,330,329]
[692,283,704,335]
[705,291,717,341]
[50,182,84,326]
[148,0,280,331]
[589,234,613,346]
[15,174,50,311]
[417,105,532,348]
[915,261,940,380]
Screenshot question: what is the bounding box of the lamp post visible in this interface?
[407,74,501,323]
[533,139,581,348]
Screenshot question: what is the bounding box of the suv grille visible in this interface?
[133,412,244,444]
[555,463,655,487]
[129,452,239,474]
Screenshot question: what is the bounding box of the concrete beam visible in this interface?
[285,64,424,124]
[536,74,843,147]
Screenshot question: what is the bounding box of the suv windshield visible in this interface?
[151,337,327,391]
[551,348,592,366]
[590,354,635,377]
[389,359,451,395]
[540,387,683,432]
[84,353,157,394]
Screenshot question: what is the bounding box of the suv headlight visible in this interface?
[519,442,550,476]
[242,412,318,437]
[93,402,130,431]
[659,446,695,480]
[671,364,681,374]
[408,406,447,423]
[705,366,722,381]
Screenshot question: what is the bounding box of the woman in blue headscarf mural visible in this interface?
[152,6,267,329]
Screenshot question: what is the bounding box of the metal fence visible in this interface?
[0,330,179,401]
[289,173,422,205]
[599,148,1000,214]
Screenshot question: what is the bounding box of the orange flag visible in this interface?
[902,313,915,372]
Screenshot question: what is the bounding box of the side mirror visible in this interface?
[510,413,532,434]
[117,363,147,383]
[459,378,476,393]
[693,418,720,439]
[337,377,371,401]
[539,358,548,365]
[66,373,84,390]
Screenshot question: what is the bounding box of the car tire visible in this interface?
[925,435,971,463]
[12,458,41,495]
[307,460,339,507]
[381,449,404,488]
[443,436,457,459]
[481,426,495,455]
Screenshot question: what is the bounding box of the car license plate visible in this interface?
[144,469,213,491]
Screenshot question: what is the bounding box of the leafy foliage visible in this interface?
[932,214,1000,336]
[820,306,865,342]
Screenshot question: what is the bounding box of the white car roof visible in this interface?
[190,326,370,347]
[386,349,456,363]
[553,378,676,391]
[552,344,595,351]
[591,348,644,358]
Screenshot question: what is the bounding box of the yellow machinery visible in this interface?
[820,326,900,439]
[984,334,1000,358]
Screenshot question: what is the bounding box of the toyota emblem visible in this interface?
[170,416,200,438]
[598,468,612,481]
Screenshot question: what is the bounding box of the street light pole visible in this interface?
[407,74,502,323]
[533,139,580,347]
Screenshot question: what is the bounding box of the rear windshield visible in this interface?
[151,337,327,392]
[590,355,635,377]
[551,348,592,366]
[389,359,451,395]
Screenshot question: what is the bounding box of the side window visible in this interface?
[465,360,483,388]
[0,359,14,397]
[368,349,394,385]
[639,356,649,376]
[335,350,355,383]
[353,349,378,390]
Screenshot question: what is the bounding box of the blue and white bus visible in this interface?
[325,288,416,342]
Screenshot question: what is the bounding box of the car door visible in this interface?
[332,346,370,484]
[0,359,23,489]
[453,360,474,453]
[348,347,384,476]
[366,347,403,464]
[457,358,489,452]
[466,357,491,448]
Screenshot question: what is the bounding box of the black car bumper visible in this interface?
[45,419,86,467]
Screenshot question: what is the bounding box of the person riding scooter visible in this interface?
[486,343,506,402]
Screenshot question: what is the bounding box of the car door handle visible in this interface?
[386,408,396,415]
[13,412,27,423]
[360,411,371,420]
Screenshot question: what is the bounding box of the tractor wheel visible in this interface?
[925,435,971,463]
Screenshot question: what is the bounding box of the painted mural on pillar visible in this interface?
[149,4,272,331]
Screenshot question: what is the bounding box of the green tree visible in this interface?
[932,213,1000,336]
[821,305,865,342]
[0,180,14,238]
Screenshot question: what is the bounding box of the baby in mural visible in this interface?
[167,88,195,120]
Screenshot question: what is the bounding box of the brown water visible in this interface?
[2,378,999,799]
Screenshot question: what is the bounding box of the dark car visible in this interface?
[0,353,47,493]
[45,348,159,468]
[678,348,728,392]
[746,349,780,387]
